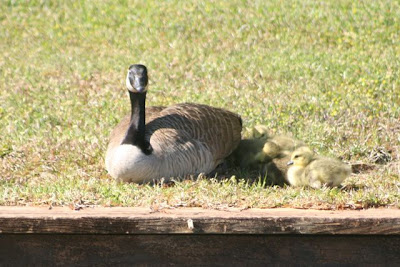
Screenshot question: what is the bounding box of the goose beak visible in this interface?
[287,160,294,166]
[133,74,147,92]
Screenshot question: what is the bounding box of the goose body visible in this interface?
[287,147,351,188]
[105,65,242,183]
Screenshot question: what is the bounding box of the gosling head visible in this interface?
[126,64,148,93]
[287,146,314,167]
[262,141,281,158]
[251,125,270,139]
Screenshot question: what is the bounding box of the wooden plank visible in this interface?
[0,207,400,235]
[1,234,400,266]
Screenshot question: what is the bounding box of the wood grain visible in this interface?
[1,234,400,266]
[0,207,399,235]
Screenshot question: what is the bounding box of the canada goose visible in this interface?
[287,147,351,188]
[105,64,242,183]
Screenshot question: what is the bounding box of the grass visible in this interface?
[1,0,399,210]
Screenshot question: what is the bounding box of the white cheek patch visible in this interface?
[126,72,134,91]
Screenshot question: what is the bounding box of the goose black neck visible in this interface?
[121,91,152,154]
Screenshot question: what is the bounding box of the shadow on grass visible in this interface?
[157,164,286,188]
[209,161,287,187]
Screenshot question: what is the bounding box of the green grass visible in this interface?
[1,0,399,209]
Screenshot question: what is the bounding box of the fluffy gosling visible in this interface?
[254,134,305,162]
[287,147,351,188]
[254,141,282,163]
[249,125,270,140]
[262,155,292,186]
[269,135,305,153]
[231,138,267,168]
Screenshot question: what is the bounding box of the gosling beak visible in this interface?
[287,160,294,166]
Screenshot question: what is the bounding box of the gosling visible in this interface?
[254,134,305,163]
[233,135,298,168]
[262,155,292,186]
[268,135,305,152]
[287,147,351,188]
[231,138,267,168]
[254,141,282,163]
[250,125,270,140]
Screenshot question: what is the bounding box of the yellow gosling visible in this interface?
[249,125,270,140]
[254,141,281,162]
[269,135,305,152]
[287,147,351,188]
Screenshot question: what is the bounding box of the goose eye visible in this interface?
[293,155,299,159]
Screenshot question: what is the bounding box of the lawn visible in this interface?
[1,0,399,209]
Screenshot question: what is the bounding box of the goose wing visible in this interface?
[145,103,242,166]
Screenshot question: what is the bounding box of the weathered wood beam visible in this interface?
[1,207,399,235]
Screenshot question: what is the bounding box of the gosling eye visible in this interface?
[293,155,299,159]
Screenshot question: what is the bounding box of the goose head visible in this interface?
[126,64,148,93]
[287,146,314,167]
